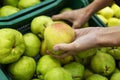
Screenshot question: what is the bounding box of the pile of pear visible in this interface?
[0,0,41,17]
[96,3,120,27]
[1,7,120,80]
[6,15,120,80]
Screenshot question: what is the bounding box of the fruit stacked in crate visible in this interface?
[0,7,120,79]
[96,3,120,27]
[0,0,43,17]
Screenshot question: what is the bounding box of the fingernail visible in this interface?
[54,47,59,51]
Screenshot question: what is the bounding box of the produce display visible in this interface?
[0,0,120,79]
[0,0,42,17]
[0,13,120,80]
[96,3,120,27]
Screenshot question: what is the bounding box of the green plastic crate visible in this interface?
[0,0,55,21]
[0,0,63,32]
[0,0,107,80]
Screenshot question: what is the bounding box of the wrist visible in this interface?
[85,0,114,16]
[96,27,120,47]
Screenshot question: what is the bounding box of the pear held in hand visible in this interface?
[44,21,75,55]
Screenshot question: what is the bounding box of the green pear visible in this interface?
[31,16,53,39]
[60,7,72,13]
[18,0,40,9]
[74,48,97,66]
[2,0,19,7]
[110,72,120,80]
[0,28,25,64]
[97,47,110,53]
[23,32,41,57]
[98,6,114,19]
[44,21,75,55]
[86,74,108,80]
[107,18,120,27]
[8,56,36,80]
[107,47,120,60]
[44,67,73,80]
[63,62,85,80]
[0,5,20,17]
[60,55,74,65]
[90,52,116,76]
[113,68,120,73]
[83,69,94,79]
[40,40,47,55]
[36,55,61,75]
[77,48,97,58]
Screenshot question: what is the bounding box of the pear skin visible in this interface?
[44,21,75,55]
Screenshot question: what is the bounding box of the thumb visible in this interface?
[53,43,73,52]
[52,13,65,20]
[72,21,82,29]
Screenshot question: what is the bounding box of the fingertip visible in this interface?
[53,45,59,51]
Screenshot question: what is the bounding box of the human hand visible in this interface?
[48,27,104,59]
[52,8,91,29]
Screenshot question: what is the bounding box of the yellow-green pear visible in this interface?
[0,5,20,17]
[40,40,47,55]
[111,3,120,18]
[60,7,72,13]
[23,33,41,57]
[98,6,114,19]
[44,21,75,55]
[31,16,53,39]
[60,55,74,65]
[107,18,120,27]
[97,14,108,24]
[18,0,40,9]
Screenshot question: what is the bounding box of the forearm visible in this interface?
[97,26,120,47]
[84,0,114,18]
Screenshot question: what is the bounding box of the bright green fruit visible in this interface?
[90,52,116,76]
[40,40,47,55]
[0,5,20,17]
[63,62,85,80]
[97,14,108,24]
[86,74,108,80]
[60,7,72,13]
[2,0,19,7]
[107,47,120,60]
[60,55,74,65]
[44,21,75,55]
[44,67,73,80]
[107,18,120,27]
[97,47,110,53]
[31,16,53,39]
[98,6,114,19]
[110,72,120,80]
[77,48,97,58]
[111,3,120,18]
[113,68,120,73]
[83,69,94,79]
[0,28,25,64]
[36,55,61,75]
[23,32,41,57]
[18,0,40,9]
[74,48,97,66]
[8,56,36,80]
